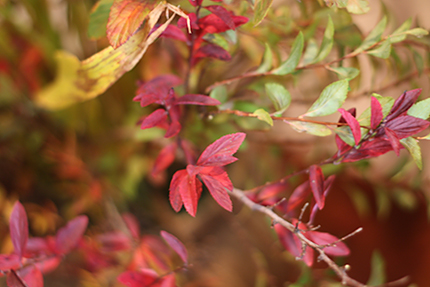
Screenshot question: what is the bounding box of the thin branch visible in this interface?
[229,187,366,287]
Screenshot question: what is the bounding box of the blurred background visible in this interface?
[1,0,430,286]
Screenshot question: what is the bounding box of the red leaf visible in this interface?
[10,201,28,259]
[370,96,383,130]
[160,25,188,42]
[160,231,188,264]
[386,89,421,120]
[205,5,235,30]
[122,213,140,240]
[55,215,88,255]
[199,14,248,34]
[135,75,182,105]
[140,109,168,130]
[164,119,182,138]
[160,274,176,287]
[338,108,361,145]
[385,115,429,139]
[169,170,202,216]
[341,138,394,162]
[18,266,43,287]
[307,231,350,256]
[169,170,187,212]
[107,0,154,49]
[6,271,25,287]
[309,165,325,210]
[274,224,314,266]
[97,231,132,252]
[25,237,52,257]
[309,175,336,224]
[197,132,246,167]
[0,254,21,270]
[117,270,157,287]
[286,181,311,213]
[152,143,177,176]
[194,44,231,63]
[384,127,401,156]
[33,256,61,274]
[175,94,221,106]
[188,0,203,7]
[199,166,233,212]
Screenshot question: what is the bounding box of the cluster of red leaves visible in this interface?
[161,0,248,65]
[0,202,88,287]
[336,89,429,162]
[169,133,246,217]
[133,75,220,138]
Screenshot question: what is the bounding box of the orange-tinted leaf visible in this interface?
[10,201,28,259]
[107,0,155,49]
[160,231,188,264]
[36,2,181,110]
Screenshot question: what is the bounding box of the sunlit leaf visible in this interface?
[312,16,334,64]
[367,40,391,59]
[36,2,180,110]
[328,66,360,80]
[303,79,349,117]
[107,0,155,49]
[400,137,423,170]
[88,0,113,39]
[404,28,429,37]
[253,0,273,26]
[271,31,304,75]
[287,121,332,136]
[253,108,273,126]
[354,16,387,54]
[264,82,291,114]
[256,43,273,73]
[407,98,430,120]
[345,0,370,14]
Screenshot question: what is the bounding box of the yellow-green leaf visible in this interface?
[253,109,273,126]
[88,0,113,39]
[312,16,334,64]
[400,137,423,170]
[271,32,304,75]
[287,121,332,136]
[388,18,412,43]
[256,43,273,73]
[329,66,360,80]
[407,98,430,120]
[354,16,387,54]
[253,0,273,27]
[345,0,370,14]
[366,40,391,59]
[264,82,291,114]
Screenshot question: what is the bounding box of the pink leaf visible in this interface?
[55,215,88,255]
[135,75,182,105]
[18,266,43,287]
[97,231,132,252]
[160,25,188,42]
[140,109,168,130]
[0,254,21,270]
[175,94,221,106]
[6,271,25,287]
[164,119,182,138]
[307,231,350,256]
[387,89,421,120]
[33,256,61,274]
[309,175,336,225]
[199,166,233,212]
[193,44,231,64]
[122,213,140,240]
[169,170,187,212]
[309,165,325,210]
[197,132,246,167]
[160,231,188,264]
[370,96,383,130]
[338,108,361,145]
[286,181,311,213]
[274,224,314,266]
[152,143,177,176]
[205,5,235,30]
[10,201,28,259]
[385,115,429,139]
[117,270,157,287]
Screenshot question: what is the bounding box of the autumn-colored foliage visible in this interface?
[2,0,430,286]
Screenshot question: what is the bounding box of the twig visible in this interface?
[229,187,367,287]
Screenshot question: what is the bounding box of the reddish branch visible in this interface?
[229,187,367,287]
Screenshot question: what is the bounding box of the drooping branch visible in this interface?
[229,187,367,287]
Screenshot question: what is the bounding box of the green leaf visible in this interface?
[407,98,430,119]
[329,66,360,80]
[367,251,386,286]
[204,33,229,50]
[335,126,355,146]
[412,49,424,76]
[88,0,113,39]
[287,121,332,136]
[401,137,423,170]
[388,18,412,43]
[253,109,273,126]
[345,0,370,14]
[210,85,228,104]
[366,40,392,59]
[354,16,387,54]
[312,16,334,64]
[271,32,304,75]
[303,39,319,65]
[404,28,429,37]
[358,94,394,126]
[303,79,349,117]
[264,82,291,114]
[256,43,273,73]
[253,0,273,27]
